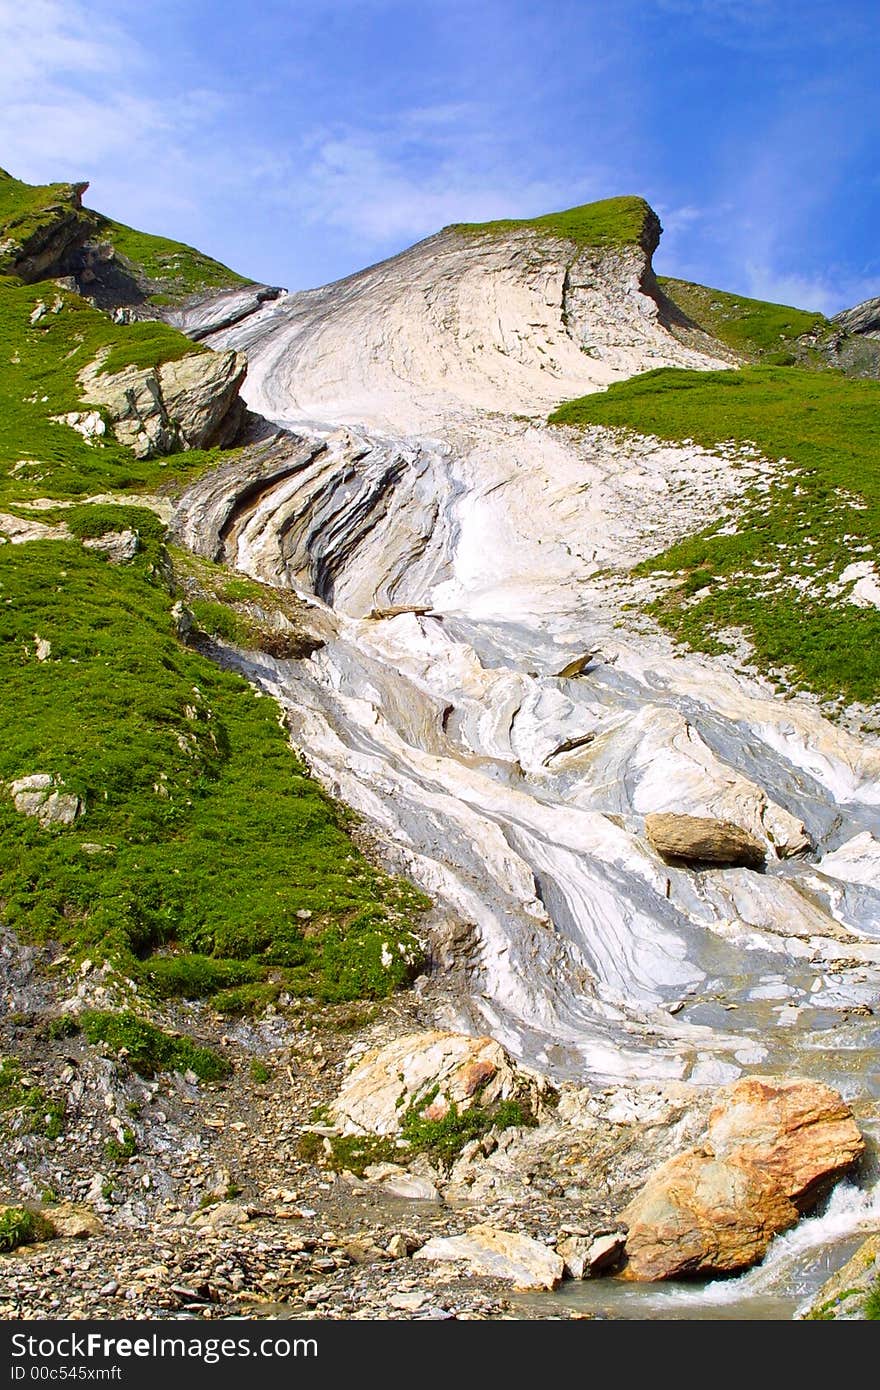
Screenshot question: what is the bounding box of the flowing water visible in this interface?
[517,1172,880,1319]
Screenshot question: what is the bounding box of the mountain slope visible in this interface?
[188,199,728,435]
[551,364,880,705]
[0,170,427,1012]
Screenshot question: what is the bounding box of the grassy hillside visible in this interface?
[450,195,655,250]
[103,219,250,305]
[0,279,216,508]
[551,366,880,706]
[0,176,427,1012]
[0,524,425,1006]
[659,277,827,361]
[0,170,96,277]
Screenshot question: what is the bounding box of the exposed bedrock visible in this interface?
[80,347,247,459]
[169,214,880,1088]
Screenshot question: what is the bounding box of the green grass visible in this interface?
[450,195,655,250]
[80,1010,231,1082]
[0,528,426,995]
[0,1058,65,1139]
[864,1280,880,1320]
[97,321,206,377]
[0,279,228,507]
[550,366,880,705]
[103,220,250,303]
[0,1206,54,1253]
[659,277,827,360]
[104,1127,137,1163]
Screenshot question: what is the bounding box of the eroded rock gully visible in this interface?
[5,216,880,1317]
[169,222,880,1099]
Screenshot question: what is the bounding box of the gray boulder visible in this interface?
[9,774,83,827]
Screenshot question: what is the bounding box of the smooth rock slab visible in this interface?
[645,812,766,869]
[46,1203,103,1239]
[801,1231,880,1319]
[414,1224,564,1290]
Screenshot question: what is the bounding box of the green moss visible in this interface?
[249,1059,271,1084]
[0,1206,55,1253]
[0,1058,65,1139]
[190,598,250,645]
[307,1091,536,1177]
[45,1016,80,1040]
[104,1127,137,1163]
[659,277,826,359]
[65,503,166,544]
[138,953,263,1000]
[450,195,654,250]
[211,981,284,1016]
[79,1010,231,1082]
[399,1093,535,1165]
[551,366,880,705]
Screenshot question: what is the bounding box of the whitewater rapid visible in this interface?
[171,228,880,1091]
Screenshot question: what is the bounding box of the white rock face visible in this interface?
[0,511,70,544]
[170,219,880,1089]
[82,529,139,564]
[50,410,106,444]
[79,348,246,459]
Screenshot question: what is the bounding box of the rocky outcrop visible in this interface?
[557,1231,625,1278]
[170,433,326,564]
[79,348,247,460]
[620,1077,864,1280]
[644,812,766,869]
[0,512,70,544]
[164,285,285,341]
[0,175,98,282]
[802,1231,880,1319]
[9,775,83,828]
[832,296,880,340]
[330,1031,533,1137]
[413,1224,564,1290]
[82,530,139,565]
[47,1203,103,1240]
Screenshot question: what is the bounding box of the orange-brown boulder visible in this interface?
[620,1076,864,1281]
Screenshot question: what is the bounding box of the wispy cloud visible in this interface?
[289,115,605,245]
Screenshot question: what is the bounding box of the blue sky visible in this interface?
[1,0,877,312]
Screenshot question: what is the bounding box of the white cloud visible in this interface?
[743,264,876,317]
